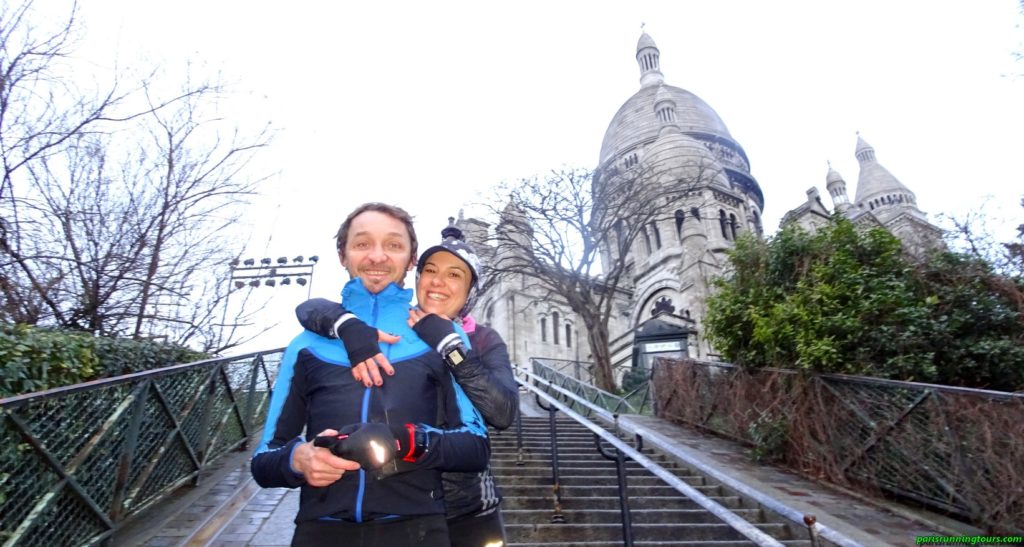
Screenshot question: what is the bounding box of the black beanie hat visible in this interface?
[416,217,482,318]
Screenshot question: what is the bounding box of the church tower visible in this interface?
[783,134,944,256]
[469,29,766,371]
[593,30,764,362]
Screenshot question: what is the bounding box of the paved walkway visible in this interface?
[115,397,978,546]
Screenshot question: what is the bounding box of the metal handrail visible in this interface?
[517,365,788,547]
[531,358,650,415]
[518,363,864,547]
[0,348,285,546]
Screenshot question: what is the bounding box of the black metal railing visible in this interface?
[530,358,655,416]
[515,365,795,547]
[0,348,284,546]
[518,363,866,546]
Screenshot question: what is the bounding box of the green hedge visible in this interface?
[705,218,1024,392]
[0,324,208,398]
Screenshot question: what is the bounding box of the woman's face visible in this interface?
[416,250,471,319]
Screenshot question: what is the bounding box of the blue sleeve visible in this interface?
[412,368,491,473]
[250,336,309,488]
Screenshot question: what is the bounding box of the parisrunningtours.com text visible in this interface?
[915,535,1023,545]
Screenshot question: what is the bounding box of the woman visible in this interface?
[297,219,519,547]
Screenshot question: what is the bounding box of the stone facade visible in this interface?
[458,32,942,376]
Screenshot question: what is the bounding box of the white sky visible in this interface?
[51,0,1024,352]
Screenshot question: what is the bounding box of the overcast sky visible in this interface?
[53,0,1024,352]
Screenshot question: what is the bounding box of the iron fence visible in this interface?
[653,357,1024,534]
[0,348,285,546]
[530,358,654,416]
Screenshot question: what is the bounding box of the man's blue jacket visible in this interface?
[250,278,490,523]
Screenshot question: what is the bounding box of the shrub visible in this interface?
[0,324,208,397]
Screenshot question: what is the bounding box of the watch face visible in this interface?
[447,348,465,366]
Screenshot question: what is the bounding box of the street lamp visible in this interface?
[229,254,319,298]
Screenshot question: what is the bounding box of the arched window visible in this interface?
[675,210,685,240]
[729,213,738,240]
[641,227,652,254]
[552,312,560,345]
[690,207,701,220]
[719,209,729,240]
[650,222,661,249]
[565,324,572,348]
[614,220,625,254]
[541,317,547,342]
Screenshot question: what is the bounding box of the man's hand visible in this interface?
[291,429,362,487]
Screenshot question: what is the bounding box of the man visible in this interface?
[251,203,490,546]
[297,219,518,546]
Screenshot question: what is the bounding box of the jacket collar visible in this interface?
[340,277,413,310]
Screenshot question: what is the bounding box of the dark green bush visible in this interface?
[0,324,98,397]
[620,366,651,394]
[0,324,208,397]
[706,217,1024,392]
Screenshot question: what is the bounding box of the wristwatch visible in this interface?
[442,343,467,368]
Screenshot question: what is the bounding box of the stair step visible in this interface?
[481,413,810,545]
[492,454,681,464]
[490,465,698,478]
[501,484,721,498]
[505,522,793,543]
[499,474,706,488]
[502,508,765,525]
[501,495,745,511]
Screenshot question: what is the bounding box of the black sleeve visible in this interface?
[295,298,348,338]
[413,367,491,473]
[453,326,519,430]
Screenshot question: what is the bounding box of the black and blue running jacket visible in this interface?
[250,278,490,523]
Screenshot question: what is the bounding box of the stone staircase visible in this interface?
[490,416,814,546]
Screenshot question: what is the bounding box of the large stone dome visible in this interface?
[599,84,734,165]
[643,128,729,189]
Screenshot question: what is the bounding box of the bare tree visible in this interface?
[482,156,721,392]
[0,1,273,353]
[942,197,1024,281]
[2,80,272,352]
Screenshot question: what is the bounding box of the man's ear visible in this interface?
[407,257,416,271]
[338,251,348,269]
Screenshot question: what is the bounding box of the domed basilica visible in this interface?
[458,31,941,370]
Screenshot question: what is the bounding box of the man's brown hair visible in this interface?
[335,202,418,262]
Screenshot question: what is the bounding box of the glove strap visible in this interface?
[399,423,427,462]
[433,332,461,354]
[332,313,358,338]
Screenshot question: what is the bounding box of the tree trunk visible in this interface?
[584,321,617,392]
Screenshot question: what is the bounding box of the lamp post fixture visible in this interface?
[229,255,320,298]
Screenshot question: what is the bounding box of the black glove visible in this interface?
[412,313,462,354]
[296,298,380,364]
[314,422,427,469]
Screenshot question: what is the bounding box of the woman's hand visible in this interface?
[350,330,400,387]
[408,306,450,327]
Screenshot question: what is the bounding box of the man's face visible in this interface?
[339,211,414,294]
